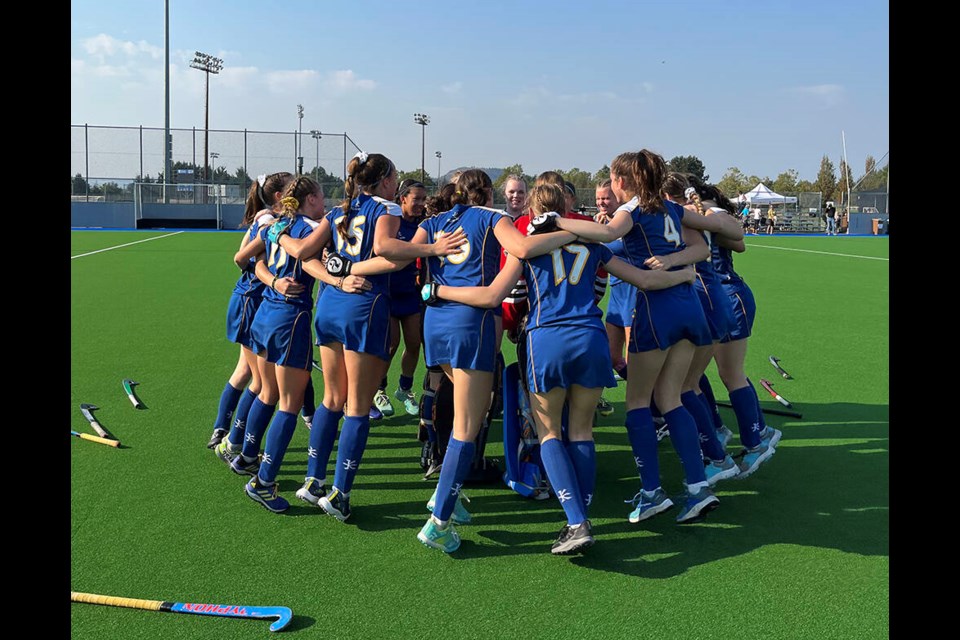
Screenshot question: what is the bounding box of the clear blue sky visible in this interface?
[71,0,888,183]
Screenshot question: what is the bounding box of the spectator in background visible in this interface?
[824,202,837,235]
[749,207,761,234]
[766,209,776,234]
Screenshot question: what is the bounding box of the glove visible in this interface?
[267,217,292,243]
[528,211,560,235]
[421,283,439,305]
[325,253,352,277]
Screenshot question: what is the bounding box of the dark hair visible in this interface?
[662,171,691,202]
[242,172,292,226]
[534,171,565,189]
[610,150,665,212]
[339,152,395,239]
[425,183,457,217]
[450,169,492,206]
[276,175,321,220]
[395,179,425,204]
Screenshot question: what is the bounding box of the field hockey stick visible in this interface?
[80,403,114,439]
[769,356,793,379]
[71,591,293,632]
[759,379,793,408]
[122,379,147,409]
[715,401,802,420]
[71,430,120,448]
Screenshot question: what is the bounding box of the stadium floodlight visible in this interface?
[310,130,322,182]
[297,105,304,174]
[190,51,223,189]
[414,113,430,183]
[435,150,442,186]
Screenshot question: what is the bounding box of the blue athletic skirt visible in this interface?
[629,282,712,352]
[226,292,262,348]
[249,299,313,369]
[695,273,737,342]
[526,324,616,395]
[423,302,497,372]
[390,291,422,318]
[315,287,391,361]
[605,282,637,328]
[719,279,756,343]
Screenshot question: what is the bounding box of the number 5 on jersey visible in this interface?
[333,215,367,256]
[436,227,470,265]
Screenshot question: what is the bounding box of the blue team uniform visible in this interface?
[389,216,423,318]
[226,212,274,347]
[420,204,505,372]
[711,226,756,342]
[524,242,618,394]
[615,197,712,352]
[693,228,738,342]
[249,214,320,369]
[314,194,399,361]
[603,236,638,328]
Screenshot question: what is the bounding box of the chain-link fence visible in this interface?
[71,124,362,202]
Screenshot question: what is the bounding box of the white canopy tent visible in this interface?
[735,183,797,205]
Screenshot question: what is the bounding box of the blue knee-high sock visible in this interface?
[698,374,725,431]
[566,440,596,517]
[745,377,768,430]
[227,388,258,447]
[433,437,476,522]
[681,390,725,461]
[399,375,413,392]
[257,410,298,484]
[663,406,708,485]
[540,438,587,525]
[241,398,276,460]
[214,383,244,430]
[332,415,371,494]
[729,385,762,448]
[306,405,343,481]
[301,376,316,421]
[625,408,660,490]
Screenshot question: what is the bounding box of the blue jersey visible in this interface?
[390,215,421,295]
[616,196,688,269]
[525,243,612,331]
[326,194,402,295]
[420,204,505,296]
[711,241,743,284]
[232,212,275,297]
[603,237,629,285]
[260,214,320,309]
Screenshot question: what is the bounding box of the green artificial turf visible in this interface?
[71,231,888,639]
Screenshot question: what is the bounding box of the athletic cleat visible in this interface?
[627,487,674,523]
[676,484,720,523]
[655,423,670,442]
[368,404,383,420]
[319,487,351,521]
[417,517,461,553]
[759,426,782,449]
[426,487,472,524]
[373,389,395,417]
[395,388,419,416]
[206,428,227,449]
[214,440,241,466]
[295,477,327,507]
[244,476,290,513]
[704,455,740,486]
[229,454,261,477]
[596,395,615,417]
[736,441,776,479]
[716,425,734,450]
[551,520,595,555]
[301,414,313,430]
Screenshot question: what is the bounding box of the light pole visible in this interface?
[209,151,219,181]
[435,150,442,186]
[190,51,223,186]
[310,130,322,183]
[414,113,430,183]
[297,105,304,174]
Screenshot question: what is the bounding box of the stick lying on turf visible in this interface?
[122,379,147,409]
[70,591,293,632]
[80,403,114,439]
[716,400,802,420]
[769,355,793,379]
[71,430,120,447]
[759,378,793,408]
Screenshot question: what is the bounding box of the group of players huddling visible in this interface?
[205,148,781,556]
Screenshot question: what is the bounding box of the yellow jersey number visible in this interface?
[436,227,470,265]
[333,215,367,257]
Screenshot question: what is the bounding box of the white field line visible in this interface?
[744,242,888,261]
[71,231,184,259]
